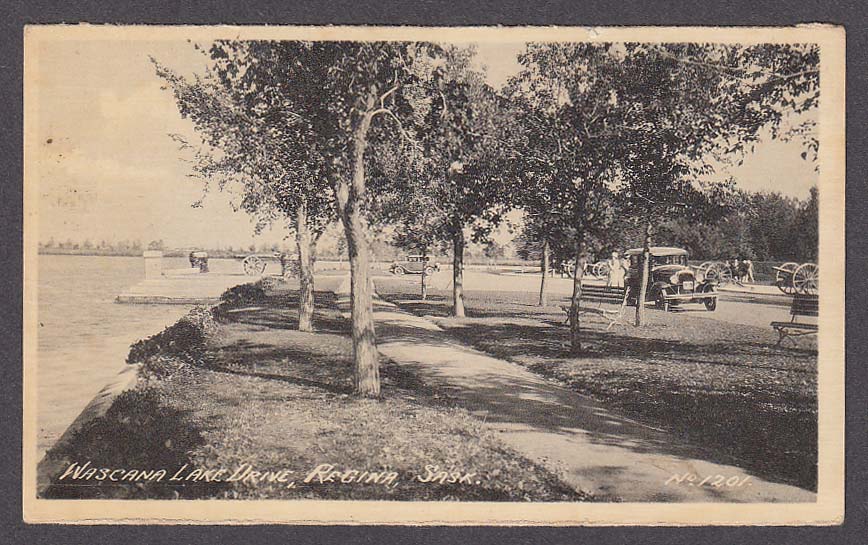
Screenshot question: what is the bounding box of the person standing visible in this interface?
[744,259,755,283]
[730,257,740,282]
[607,251,626,288]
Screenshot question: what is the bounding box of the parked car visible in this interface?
[625,247,718,311]
[390,255,440,275]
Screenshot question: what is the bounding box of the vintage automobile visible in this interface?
[625,247,718,311]
[390,255,440,275]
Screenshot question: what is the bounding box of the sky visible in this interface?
[32,39,819,250]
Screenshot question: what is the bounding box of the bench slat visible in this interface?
[791,294,819,317]
[582,286,626,294]
[583,293,624,300]
[771,321,818,330]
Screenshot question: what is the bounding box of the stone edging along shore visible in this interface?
[36,363,142,497]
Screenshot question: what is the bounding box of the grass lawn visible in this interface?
[42,281,588,501]
[376,277,818,492]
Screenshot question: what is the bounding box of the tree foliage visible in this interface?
[371,45,520,315]
[506,41,818,331]
[652,187,818,262]
[154,42,335,236]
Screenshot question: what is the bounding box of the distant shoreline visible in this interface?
[37,248,238,259]
[35,249,538,267]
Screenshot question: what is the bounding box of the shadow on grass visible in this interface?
[220,290,351,336]
[42,388,228,500]
[211,338,355,395]
[381,293,566,321]
[436,319,817,374]
[212,294,431,399]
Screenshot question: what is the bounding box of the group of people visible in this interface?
[606,251,630,288]
[729,257,755,284]
[558,251,757,286]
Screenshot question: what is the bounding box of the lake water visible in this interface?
[33,255,239,458]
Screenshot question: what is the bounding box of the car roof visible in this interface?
[624,246,688,257]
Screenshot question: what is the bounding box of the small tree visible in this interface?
[313,42,443,395]
[379,46,519,317]
[205,41,443,397]
[507,43,628,352]
[155,41,335,333]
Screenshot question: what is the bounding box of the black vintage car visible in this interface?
[625,247,718,311]
[390,255,440,275]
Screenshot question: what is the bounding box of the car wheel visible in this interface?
[393,266,405,275]
[424,266,434,276]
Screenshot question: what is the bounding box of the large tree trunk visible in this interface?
[538,239,550,307]
[569,239,585,355]
[296,202,315,332]
[335,107,380,398]
[634,220,653,327]
[452,223,466,318]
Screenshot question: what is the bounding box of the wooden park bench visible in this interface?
[770,293,818,346]
[561,285,629,331]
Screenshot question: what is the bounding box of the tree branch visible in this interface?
[657,48,819,85]
[379,83,400,109]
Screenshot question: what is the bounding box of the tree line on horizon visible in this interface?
[36,230,521,262]
[152,40,819,397]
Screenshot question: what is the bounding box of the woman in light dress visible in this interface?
[743,259,755,283]
[607,251,626,288]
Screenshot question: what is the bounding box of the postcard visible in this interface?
[22,24,845,525]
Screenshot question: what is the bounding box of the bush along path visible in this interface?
[334,276,817,502]
[38,279,587,502]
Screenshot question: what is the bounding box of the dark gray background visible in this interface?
[2,1,865,543]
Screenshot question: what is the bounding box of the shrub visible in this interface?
[259,275,287,290]
[185,305,219,336]
[137,354,189,383]
[127,306,218,371]
[219,282,267,308]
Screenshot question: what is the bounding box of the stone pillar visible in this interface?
[143,250,163,279]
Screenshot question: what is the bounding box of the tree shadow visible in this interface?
[220,289,351,335]
[211,363,353,395]
[41,388,228,500]
[211,337,355,394]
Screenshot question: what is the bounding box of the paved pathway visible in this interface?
[334,276,815,502]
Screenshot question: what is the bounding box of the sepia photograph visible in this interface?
[22,24,845,525]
